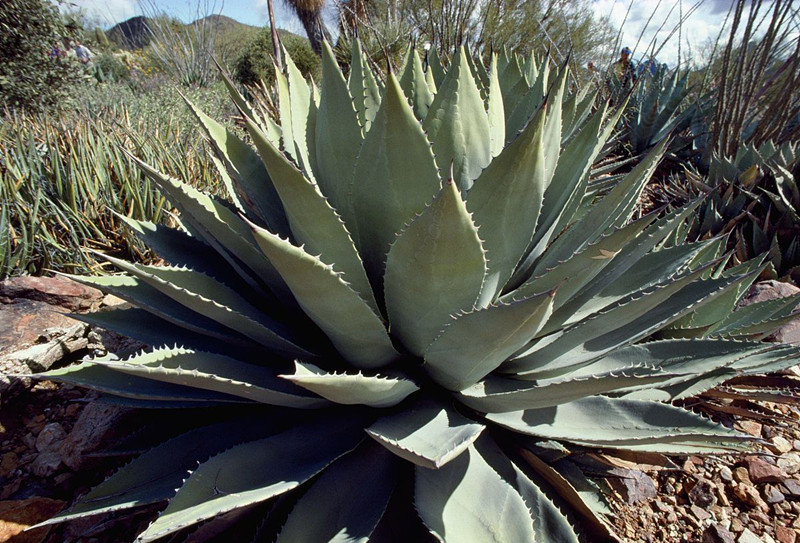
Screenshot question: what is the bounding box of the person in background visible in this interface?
[74,40,94,65]
[612,46,637,86]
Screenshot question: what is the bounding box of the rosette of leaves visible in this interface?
[682,141,800,282]
[37,43,800,542]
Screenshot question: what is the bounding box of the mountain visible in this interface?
[107,15,264,51]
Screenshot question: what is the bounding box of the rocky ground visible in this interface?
[2,275,800,543]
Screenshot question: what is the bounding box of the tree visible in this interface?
[0,0,84,111]
[287,0,330,55]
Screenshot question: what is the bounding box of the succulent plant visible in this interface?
[37,44,800,542]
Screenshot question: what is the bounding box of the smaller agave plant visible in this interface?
[35,43,800,542]
[680,141,800,281]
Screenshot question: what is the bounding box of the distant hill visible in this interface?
[107,15,152,50]
[107,14,266,51]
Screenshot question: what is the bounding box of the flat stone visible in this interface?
[28,451,62,477]
[737,421,764,438]
[720,465,734,482]
[777,453,800,475]
[770,437,794,454]
[704,524,737,543]
[776,526,797,543]
[606,468,658,504]
[734,483,770,512]
[764,485,786,504]
[0,275,102,311]
[735,466,754,485]
[0,497,65,543]
[747,457,787,484]
[781,479,800,497]
[692,504,713,521]
[739,528,765,543]
[33,423,66,454]
[59,401,131,471]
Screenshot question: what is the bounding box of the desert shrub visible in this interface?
[0,0,85,112]
[234,29,320,87]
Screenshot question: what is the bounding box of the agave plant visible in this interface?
[677,141,800,282]
[37,43,800,542]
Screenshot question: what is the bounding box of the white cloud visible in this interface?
[59,0,139,27]
[591,0,730,67]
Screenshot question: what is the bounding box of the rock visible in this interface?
[764,485,786,504]
[0,299,94,403]
[770,437,794,455]
[0,452,18,477]
[34,423,66,454]
[776,526,797,543]
[59,401,130,471]
[737,421,764,438]
[705,524,737,543]
[691,478,719,508]
[734,483,770,512]
[739,528,766,543]
[606,468,658,504]
[777,453,800,475]
[741,281,800,344]
[28,451,62,477]
[693,504,713,521]
[781,479,800,497]
[0,275,102,311]
[720,465,734,482]
[736,466,754,484]
[746,457,787,484]
[0,497,65,543]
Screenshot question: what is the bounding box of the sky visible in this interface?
[58,0,778,67]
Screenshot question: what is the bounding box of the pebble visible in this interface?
[738,528,764,543]
[704,524,737,543]
[770,437,794,454]
[34,423,65,454]
[746,457,787,484]
[763,485,786,504]
[691,478,719,508]
[720,465,734,482]
[776,526,797,543]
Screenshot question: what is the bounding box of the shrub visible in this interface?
[0,0,84,111]
[234,29,320,88]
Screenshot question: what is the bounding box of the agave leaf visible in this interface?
[95,347,328,408]
[35,418,283,527]
[130,158,294,305]
[415,444,534,543]
[541,62,569,184]
[136,418,365,543]
[486,53,506,157]
[181,98,290,237]
[65,274,258,347]
[488,397,742,445]
[275,441,396,543]
[467,99,546,305]
[39,363,243,403]
[366,399,484,469]
[281,49,315,176]
[422,46,491,192]
[348,40,381,132]
[507,265,751,378]
[548,206,708,328]
[280,361,418,408]
[352,71,442,292]
[475,437,580,543]
[427,46,446,88]
[399,45,435,121]
[507,211,656,307]
[522,452,621,541]
[70,307,252,358]
[245,115,378,313]
[534,139,668,275]
[509,102,614,286]
[248,223,400,369]
[424,290,555,392]
[98,255,311,358]
[384,182,487,356]
[458,368,676,413]
[314,40,363,231]
[113,215,234,282]
[712,293,800,337]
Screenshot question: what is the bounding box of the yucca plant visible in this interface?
[36,43,800,542]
